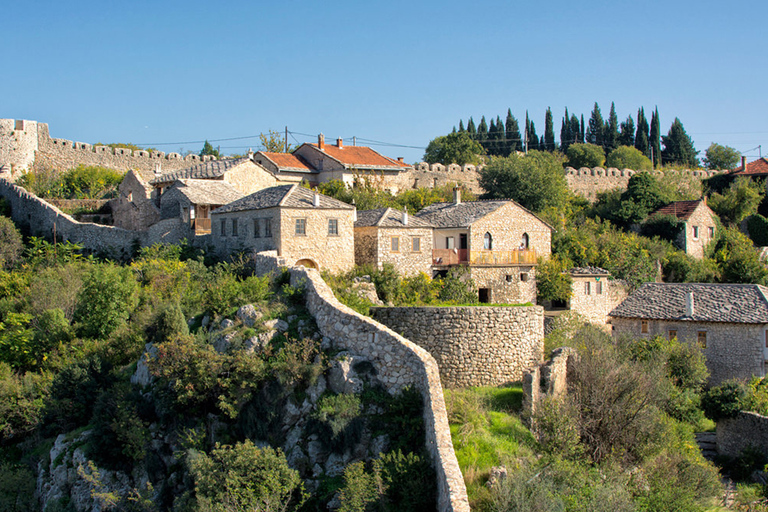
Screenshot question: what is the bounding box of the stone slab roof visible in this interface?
[568,266,610,276]
[415,200,510,228]
[172,179,244,206]
[305,143,411,170]
[212,184,354,214]
[150,158,249,184]
[650,200,704,221]
[355,208,434,228]
[609,283,768,324]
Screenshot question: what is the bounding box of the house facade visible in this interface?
[566,267,628,326]
[158,179,244,237]
[354,208,434,276]
[648,199,718,259]
[415,189,553,304]
[211,184,355,273]
[610,283,768,385]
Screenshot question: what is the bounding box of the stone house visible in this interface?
[609,283,768,385]
[647,199,717,259]
[731,156,768,177]
[566,267,628,326]
[354,208,434,276]
[256,135,412,192]
[211,184,355,273]
[110,170,160,231]
[414,189,553,304]
[158,179,244,236]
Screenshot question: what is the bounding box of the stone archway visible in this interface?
[295,258,319,270]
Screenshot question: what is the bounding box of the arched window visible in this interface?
[484,232,493,250]
[521,233,529,249]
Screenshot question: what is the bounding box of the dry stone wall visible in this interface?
[717,411,768,458]
[289,267,469,512]
[370,305,544,387]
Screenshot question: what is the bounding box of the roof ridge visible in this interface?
[278,184,298,207]
[377,207,392,227]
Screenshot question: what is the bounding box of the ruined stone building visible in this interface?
[565,267,628,326]
[647,199,718,259]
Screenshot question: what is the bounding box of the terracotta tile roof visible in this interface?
[306,143,411,170]
[258,152,313,172]
[212,184,354,214]
[609,283,768,324]
[150,158,249,185]
[650,200,704,221]
[732,157,768,176]
[355,208,434,228]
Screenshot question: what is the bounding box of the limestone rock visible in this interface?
[328,354,365,395]
[213,332,236,354]
[131,343,157,387]
[264,318,289,332]
[220,318,235,330]
[236,304,263,327]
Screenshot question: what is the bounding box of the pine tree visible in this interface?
[635,108,650,158]
[579,114,585,144]
[650,107,661,168]
[604,102,619,154]
[619,115,635,147]
[661,118,700,168]
[544,107,555,151]
[505,109,521,155]
[586,102,604,147]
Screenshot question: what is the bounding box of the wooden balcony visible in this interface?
[432,248,538,266]
[432,249,468,265]
[192,217,211,234]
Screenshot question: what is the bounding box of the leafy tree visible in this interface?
[0,217,23,269]
[74,263,139,339]
[703,142,741,170]
[586,103,604,148]
[536,255,573,303]
[618,115,635,147]
[200,140,221,158]
[603,102,619,154]
[566,143,605,169]
[505,109,522,154]
[606,145,653,171]
[650,107,661,168]
[707,176,763,226]
[479,151,571,212]
[259,129,294,153]
[544,107,555,151]
[579,114,585,144]
[423,132,485,165]
[614,172,666,226]
[711,227,768,285]
[635,108,650,158]
[661,118,700,168]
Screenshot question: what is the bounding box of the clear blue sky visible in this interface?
[3,0,767,165]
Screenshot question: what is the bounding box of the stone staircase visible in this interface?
[695,431,718,461]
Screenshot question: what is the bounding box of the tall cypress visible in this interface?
[560,108,571,153]
[477,116,489,153]
[619,115,635,147]
[467,117,476,139]
[586,102,604,147]
[661,118,699,168]
[529,121,539,151]
[544,107,555,151]
[650,107,661,168]
[525,111,531,152]
[570,114,580,146]
[505,109,521,154]
[604,102,619,154]
[635,108,650,158]
[458,120,465,132]
[495,115,506,156]
[580,114,585,144]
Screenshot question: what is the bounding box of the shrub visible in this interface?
[640,214,684,243]
[310,393,364,451]
[438,266,477,304]
[0,217,23,269]
[149,301,189,344]
[0,462,37,512]
[747,214,768,246]
[338,461,382,512]
[535,255,572,304]
[374,450,436,511]
[606,145,653,171]
[701,380,749,421]
[74,263,139,339]
[89,382,149,468]
[0,362,49,442]
[532,396,583,461]
[567,143,605,169]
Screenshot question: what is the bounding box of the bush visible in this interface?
[0,217,23,269]
[89,382,149,468]
[375,450,436,511]
[310,393,364,451]
[0,462,37,512]
[0,363,49,442]
[747,214,768,246]
[606,145,653,171]
[74,263,139,339]
[566,143,605,169]
[640,214,684,243]
[338,461,382,512]
[701,380,749,421]
[149,301,189,344]
[535,255,572,304]
[438,266,478,304]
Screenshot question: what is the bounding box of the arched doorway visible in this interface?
[295,258,319,269]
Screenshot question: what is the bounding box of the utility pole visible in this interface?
[285,126,288,153]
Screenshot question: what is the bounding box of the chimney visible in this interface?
[318,133,325,150]
[402,207,409,226]
[353,207,357,222]
[313,190,320,207]
[336,137,343,148]
[685,291,695,317]
[453,187,461,204]
[154,162,162,176]
[397,157,404,163]
[742,155,747,172]
[247,148,254,160]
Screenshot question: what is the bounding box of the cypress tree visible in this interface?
[586,102,604,147]
[525,111,531,152]
[458,120,465,132]
[650,107,661,168]
[495,115,506,156]
[477,116,489,153]
[467,117,476,139]
[661,118,700,168]
[635,108,650,158]
[529,121,539,151]
[544,107,555,151]
[569,114,580,147]
[580,115,585,144]
[619,115,635,147]
[560,108,571,153]
[604,102,619,154]
[505,109,521,154]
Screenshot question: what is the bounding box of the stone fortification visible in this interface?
[289,267,469,512]
[0,118,212,179]
[717,411,768,459]
[370,305,544,388]
[0,179,186,257]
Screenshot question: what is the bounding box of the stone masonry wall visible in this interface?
[375,226,433,276]
[522,347,578,419]
[569,277,628,326]
[371,306,544,388]
[680,203,718,259]
[470,265,537,304]
[717,411,768,458]
[290,267,469,512]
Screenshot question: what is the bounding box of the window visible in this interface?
[698,331,707,348]
[693,226,699,239]
[253,219,260,238]
[232,218,238,237]
[264,218,272,237]
[484,232,493,250]
[585,281,591,295]
[709,226,715,238]
[520,273,528,282]
[446,237,455,250]
[220,219,226,236]
[391,237,400,252]
[295,218,306,235]
[765,331,768,348]
[521,233,529,250]
[669,329,677,340]
[328,218,338,236]
[596,281,603,295]
[641,320,648,334]
[412,237,421,252]
[14,120,23,131]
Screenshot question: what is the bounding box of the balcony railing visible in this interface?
[432,248,468,265]
[192,217,211,234]
[432,248,538,266]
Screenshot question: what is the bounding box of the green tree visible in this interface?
[618,115,635,147]
[560,108,572,154]
[708,176,763,226]
[0,217,23,269]
[466,117,476,138]
[505,109,521,154]
[606,146,653,171]
[74,264,139,339]
[477,116,488,149]
[615,172,666,226]
[635,108,650,158]
[650,107,661,168]
[566,143,605,169]
[259,130,294,153]
[586,102,604,148]
[536,255,573,303]
[544,107,555,151]
[200,140,220,158]
[661,118,700,168]
[423,132,485,165]
[703,143,741,170]
[712,227,768,285]
[603,102,619,154]
[479,151,571,212]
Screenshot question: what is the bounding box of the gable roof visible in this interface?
[415,199,553,230]
[355,208,434,228]
[212,184,355,214]
[302,143,411,171]
[650,199,706,221]
[255,152,313,172]
[568,266,610,277]
[731,157,768,176]
[150,158,252,185]
[609,283,768,324]
[170,179,243,206]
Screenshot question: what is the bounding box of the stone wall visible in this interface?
[569,277,628,326]
[290,267,469,512]
[717,411,768,458]
[370,305,544,388]
[470,265,537,304]
[679,203,718,259]
[522,347,579,418]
